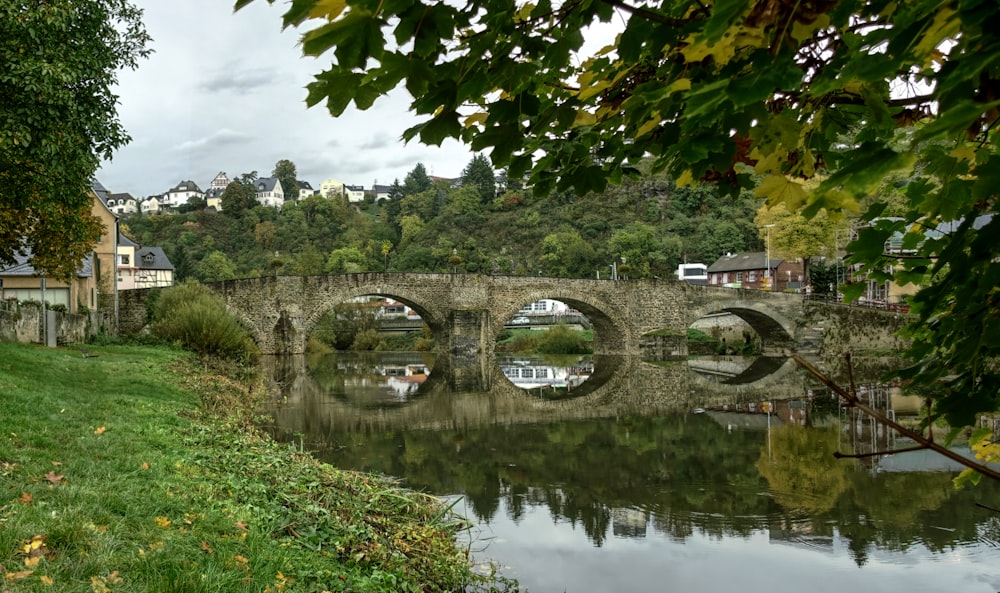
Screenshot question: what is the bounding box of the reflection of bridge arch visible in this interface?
[687,356,800,387]
[263,354,814,437]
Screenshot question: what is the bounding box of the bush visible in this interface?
[150,280,258,362]
[536,324,592,354]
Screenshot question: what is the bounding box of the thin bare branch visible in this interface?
[793,354,1000,482]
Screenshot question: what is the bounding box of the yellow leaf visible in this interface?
[573,110,596,128]
[949,145,976,163]
[675,169,695,187]
[665,78,691,95]
[753,151,785,176]
[94,426,106,435]
[634,113,661,138]
[6,569,33,580]
[41,575,53,585]
[513,2,534,23]
[309,0,348,21]
[24,557,40,568]
[791,14,830,42]
[577,79,613,102]
[154,516,172,529]
[462,112,488,128]
[754,174,809,209]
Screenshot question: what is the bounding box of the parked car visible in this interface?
[510,317,530,325]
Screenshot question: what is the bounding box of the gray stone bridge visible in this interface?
[199,273,811,357]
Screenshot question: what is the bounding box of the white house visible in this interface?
[373,184,392,201]
[297,180,317,199]
[518,299,571,316]
[140,195,162,215]
[345,184,365,203]
[254,177,285,208]
[162,180,204,208]
[106,192,138,215]
[209,172,229,190]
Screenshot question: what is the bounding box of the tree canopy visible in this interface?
[1,0,150,279]
[239,0,1000,460]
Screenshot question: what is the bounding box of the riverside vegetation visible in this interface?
[0,285,515,593]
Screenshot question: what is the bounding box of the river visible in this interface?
[262,352,1000,593]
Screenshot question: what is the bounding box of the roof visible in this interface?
[108,192,136,202]
[168,180,203,193]
[297,180,314,190]
[90,179,111,203]
[255,177,281,192]
[0,249,93,278]
[707,252,782,273]
[136,246,174,271]
[119,234,139,248]
[345,184,364,191]
[373,184,392,193]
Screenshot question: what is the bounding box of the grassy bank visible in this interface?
[0,343,509,592]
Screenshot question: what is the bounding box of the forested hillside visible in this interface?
[124,160,764,282]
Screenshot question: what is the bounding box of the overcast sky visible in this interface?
[96,0,477,198]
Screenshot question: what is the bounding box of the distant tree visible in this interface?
[461,154,496,203]
[755,203,848,286]
[443,186,481,218]
[292,241,325,275]
[540,231,599,278]
[325,247,368,274]
[402,163,433,196]
[220,172,257,216]
[197,250,237,282]
[170,244,193,282]
[496,168,523,194]
[608,223,675,279]
[272,159,298,202]
[254,221,276,249]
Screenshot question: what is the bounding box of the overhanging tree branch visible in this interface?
[793,354,1000,482]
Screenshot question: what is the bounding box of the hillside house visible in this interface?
[106,192,138,215]
[163,180,204,208]
[254,177,285,208]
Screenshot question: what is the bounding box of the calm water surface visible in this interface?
[263,352,1000,593]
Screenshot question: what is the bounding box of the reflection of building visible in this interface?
[612,508,649,538]
[500,361,591,390]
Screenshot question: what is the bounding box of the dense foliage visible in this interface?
[124,164,763,282]
[1,0,149,279]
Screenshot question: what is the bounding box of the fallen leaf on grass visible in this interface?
[23,557,39,568]
[141,462,149,470]
[17,493,31,505]
[40,575,53,585]
[43,472,63,485]
[5,570,33,580]
[93,427,106,435]
[233,521,247,531]
[153,516,171,529]
[234,555,248,564]
[201,541,214,554]
[50,461,61,466]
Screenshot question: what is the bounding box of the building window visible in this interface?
[748,270,756,282]
[736,272,743,282]
[120,255,129,265]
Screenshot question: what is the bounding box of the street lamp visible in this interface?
[764,224,775,290]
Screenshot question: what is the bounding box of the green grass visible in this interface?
[0,343,514,592]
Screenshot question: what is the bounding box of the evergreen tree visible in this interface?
[461,154,496,203]
[402,163,433,196]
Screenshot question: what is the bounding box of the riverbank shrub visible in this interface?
[150,280,258,363]
[536,324,592,354]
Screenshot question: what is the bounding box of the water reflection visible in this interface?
[263,353,1000,593]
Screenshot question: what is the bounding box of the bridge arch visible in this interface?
[685,299,797,354]
[297,287,446,352]
[491,291,630,355]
